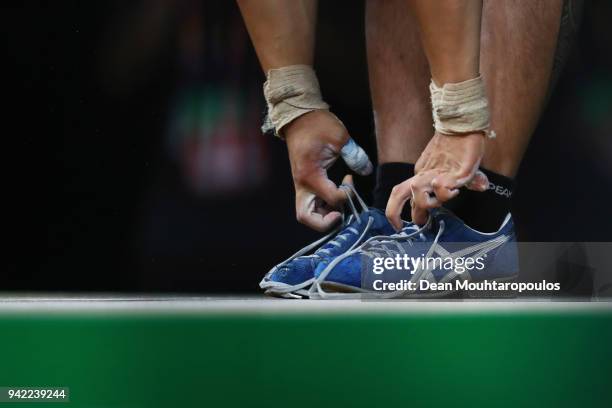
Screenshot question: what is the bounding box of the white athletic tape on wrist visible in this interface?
[262,65,329,137]
[262,65,372,175]
[430,76,496,138]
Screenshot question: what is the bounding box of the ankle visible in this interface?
[372,163,415,218]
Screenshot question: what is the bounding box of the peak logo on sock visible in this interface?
[488,182,512,198]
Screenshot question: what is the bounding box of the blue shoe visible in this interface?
[260,186,396,298]
[309,208,518,299]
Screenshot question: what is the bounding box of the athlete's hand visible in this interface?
[284,110,372,232]
[386,131,489,228]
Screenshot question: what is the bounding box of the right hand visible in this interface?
[284,110,372,232]
[386,131,489,228]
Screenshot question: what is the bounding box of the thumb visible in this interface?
[308,173,348,208]
[340,174,354,187]
[338,174,355,200]
[340,137,373,176]
[466,170,490,192]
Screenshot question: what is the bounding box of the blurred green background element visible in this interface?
[1,308,611,408]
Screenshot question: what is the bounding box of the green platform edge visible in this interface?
[1,310,611,408]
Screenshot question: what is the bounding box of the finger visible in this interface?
[437,168,489,192]
[431,176,460,202]
[411,200,429,226]
[340,137,373,176]
[385,179,413,231]
[431,173,461,202]
[340,174,354,188]
[305,172,348,208]
[296,191,343,232]
[338,174,356,199]
[454,158,481,187]
[411,174,441,210]
[466,170,489,192]
[410,173,441,226]
[297,209,343,232]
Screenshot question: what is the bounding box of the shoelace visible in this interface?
[309,215,446,299]
[310,211,514,299]
[308,184,375,260]
[360,220,445,259]
[263,184,376,293]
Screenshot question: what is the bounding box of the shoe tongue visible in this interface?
[366,207,396,231]
[424,207,465,239]
[430,207,451,219]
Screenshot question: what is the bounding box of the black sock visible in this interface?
[444,168,514,232]
[372,162,415,219]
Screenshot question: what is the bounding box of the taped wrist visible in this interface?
[430,75,495,138]
[262,65,329,137]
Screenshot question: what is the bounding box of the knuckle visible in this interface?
[391,182,410,198]
[293,172,308,185]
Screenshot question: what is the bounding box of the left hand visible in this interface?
[386,131,490,228]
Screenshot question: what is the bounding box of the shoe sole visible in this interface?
[263,289,309,299]
[260,278,314,299]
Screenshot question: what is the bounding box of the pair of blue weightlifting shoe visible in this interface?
[260,186,518,299]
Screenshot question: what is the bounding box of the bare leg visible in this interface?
[481,0,564,177]
[368,0,566,174]
[366,0,431,165]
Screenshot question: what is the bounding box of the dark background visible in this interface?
[7,1,612,292]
